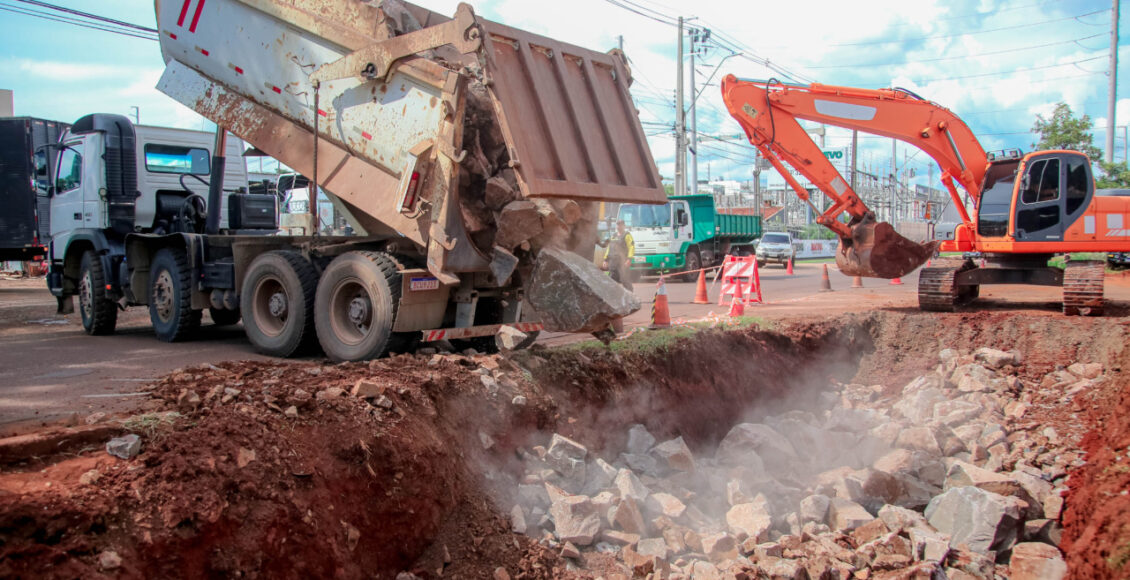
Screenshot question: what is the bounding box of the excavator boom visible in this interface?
[720,76,990,278]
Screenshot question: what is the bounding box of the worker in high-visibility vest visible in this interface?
[599,219,634,291]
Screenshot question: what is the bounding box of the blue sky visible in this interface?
[1,0,1126,187]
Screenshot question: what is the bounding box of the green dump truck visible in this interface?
[616,194,761,279]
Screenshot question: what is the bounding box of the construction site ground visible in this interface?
[1,266,1129,578]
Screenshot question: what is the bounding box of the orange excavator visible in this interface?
[721,75,1130,315]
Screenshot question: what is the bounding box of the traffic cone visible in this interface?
[692,269,710,304]
[925,259,932,267]
[852,276,863,288]
[786,258,794,275]
[819,264,833,292]
[728,295,745,317]
[651,276,671,328]
[890,277,903,286]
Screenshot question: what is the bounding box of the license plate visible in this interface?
[409,277,440,291]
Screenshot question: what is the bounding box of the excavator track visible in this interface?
[1063,260,1105,316]
[918,261,978,312]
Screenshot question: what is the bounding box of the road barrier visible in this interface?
[718,255,762,306]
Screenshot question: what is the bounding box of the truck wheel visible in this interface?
[315,251,401,361]
[681,250,701,282]
[241,251,317,357]
[149,247,201,342]
[78,250,117,335]
[209,307,241,326]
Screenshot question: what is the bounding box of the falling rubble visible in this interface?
[508,346,1090,579]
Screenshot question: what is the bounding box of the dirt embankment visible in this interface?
[0,310,1127,578]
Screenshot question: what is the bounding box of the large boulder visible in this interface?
[548,495,602,546]
[526,248,640,333]
[925,486,1024,553]
[1009,542,1067,580]
[715,423,798,470]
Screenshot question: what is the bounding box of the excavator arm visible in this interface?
[720,75,989,278]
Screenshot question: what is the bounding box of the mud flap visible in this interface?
[835,216,939,279]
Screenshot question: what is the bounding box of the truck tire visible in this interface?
[78,250,117,335]
[241,251,317,357]
[681,249,701,282]
[148,247,201,342]
[315,251,401,361]
[209,307,241,327]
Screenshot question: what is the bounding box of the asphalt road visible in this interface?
[2,261,1125,431]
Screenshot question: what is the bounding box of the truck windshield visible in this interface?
[619,203,671,227]
[762,233,790,244]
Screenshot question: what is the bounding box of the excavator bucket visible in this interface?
[835,216,939,279]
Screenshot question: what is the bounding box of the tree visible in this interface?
[800,223,837,240]
[1032,102,1102,160]
[1097,161,1130,189]
[1031,103,1130,188]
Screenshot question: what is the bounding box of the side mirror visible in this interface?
[677,210,689,226]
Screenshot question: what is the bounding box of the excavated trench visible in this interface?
[0,310,1128,578]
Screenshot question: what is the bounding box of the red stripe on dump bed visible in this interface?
[189,0,207,32]
[176,0,191,26]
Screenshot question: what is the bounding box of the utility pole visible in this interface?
[890,139,897,223]
[1107,0,1120,163]
[689,28,698,195]
[850,130,859,190]
[618,35,623,51]
[674,17,686,195]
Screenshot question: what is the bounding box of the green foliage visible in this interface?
[558,317,769,355]
[1033,103,1102,160]
[801,223,837,240]
[1097,161,1130,189]
[1047,253,1109,271]
[663,182,675,195]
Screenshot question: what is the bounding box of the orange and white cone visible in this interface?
[820,264,833,292]
[728,295,745,317]
[692,269,710,304]
[786,258,794,275]
[852,276,864,288]
[890,277,903,286]
[651,276,671,328]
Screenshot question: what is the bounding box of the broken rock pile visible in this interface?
[508,347,1092,578]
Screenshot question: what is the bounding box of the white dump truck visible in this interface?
[44,0,665,360]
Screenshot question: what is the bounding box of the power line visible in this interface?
[925,55,1105,82]
[599,0,679,27]
[0,4,158,40]
[807,33,1106,69]
[0,0,157,40]
[824,8,1108,47]
[12,0,157,33]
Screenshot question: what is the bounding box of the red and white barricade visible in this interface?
[718,255,762,306]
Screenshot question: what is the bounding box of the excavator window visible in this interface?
[1016,157,1062,238]
[1020,159,1060,204]
[977,160,1019,237]
[1065,156,1090,215]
